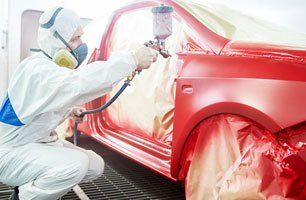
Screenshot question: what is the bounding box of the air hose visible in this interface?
[73,70,138,145]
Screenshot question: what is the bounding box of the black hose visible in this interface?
[72,41,166,145]
[73,80,130,145]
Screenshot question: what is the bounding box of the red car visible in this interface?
[75,0,306,199]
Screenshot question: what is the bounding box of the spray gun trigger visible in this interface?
[144,41,171,58]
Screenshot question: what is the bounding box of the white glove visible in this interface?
[131,46,158,70]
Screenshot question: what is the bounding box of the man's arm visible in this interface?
[9,52,136,123]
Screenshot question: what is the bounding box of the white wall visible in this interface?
[0,0,8,102]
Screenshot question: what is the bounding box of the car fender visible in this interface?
[170,54,306,178]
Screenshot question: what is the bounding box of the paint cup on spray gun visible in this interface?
[145,4,173,58]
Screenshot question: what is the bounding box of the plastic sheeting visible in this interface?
[104,9,192,144]
[179,114,306,199]
[175,0,306,47]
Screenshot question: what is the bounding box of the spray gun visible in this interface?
[73,4,173,145]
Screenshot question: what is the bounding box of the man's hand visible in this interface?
[70,107,86,123]
[131,46,159,71]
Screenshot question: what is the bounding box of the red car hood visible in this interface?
[221,41,306,64]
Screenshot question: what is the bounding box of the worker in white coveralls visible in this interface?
[0,6,158,200]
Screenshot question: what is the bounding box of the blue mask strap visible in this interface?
[40,7,63,29]
[53,31,78,60]
[30,48,52,59]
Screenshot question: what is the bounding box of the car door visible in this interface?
[94,4,212,143]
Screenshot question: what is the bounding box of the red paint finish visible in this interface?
[172,75,306,177]
[75,0,306,197]
[222,41,306,63]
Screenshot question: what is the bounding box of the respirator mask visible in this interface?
[51,30,88,69]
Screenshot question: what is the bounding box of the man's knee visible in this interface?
[95,154,105,177]
[53,150,90,185]
[87,150,105,180]
[69,151,90,182]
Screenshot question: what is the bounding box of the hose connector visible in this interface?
[126,70,139,83]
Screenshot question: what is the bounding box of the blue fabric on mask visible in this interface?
[73,43,88,67]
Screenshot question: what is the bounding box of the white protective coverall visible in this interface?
[0,7,137,200]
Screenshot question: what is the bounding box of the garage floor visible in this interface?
[0,135,186,200]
